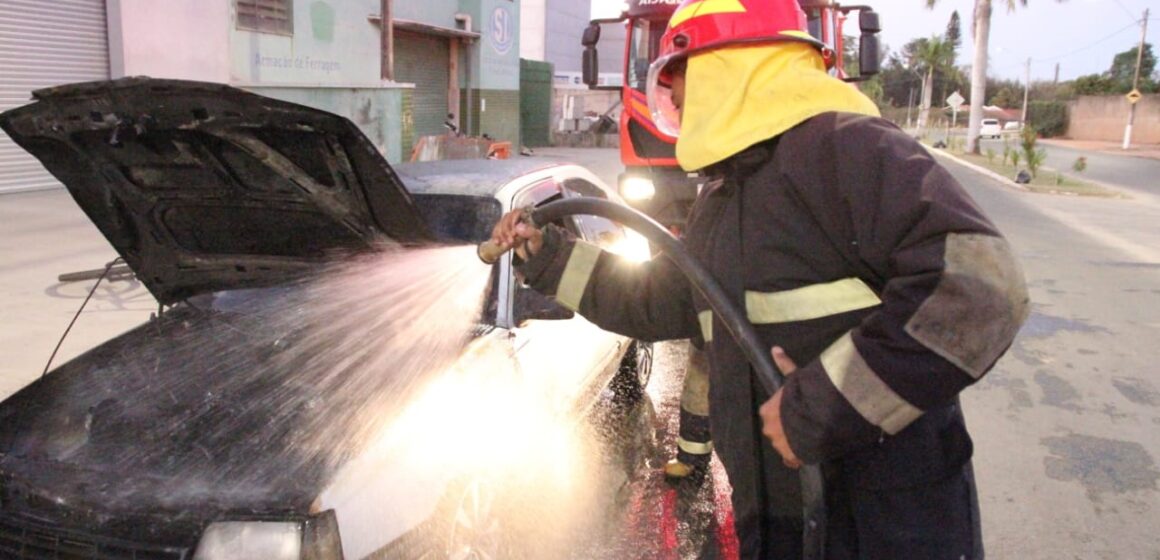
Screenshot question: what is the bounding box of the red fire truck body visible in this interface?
[583,0,880,228]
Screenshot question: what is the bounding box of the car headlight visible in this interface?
[194,522,301,560]
[620,176,656,201]
[193,511,342,560]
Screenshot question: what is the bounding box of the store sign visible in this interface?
[490,5,514,55]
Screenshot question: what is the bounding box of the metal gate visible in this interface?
[520,59,553,148]
[395,30,450,150]
[0,0,110,193]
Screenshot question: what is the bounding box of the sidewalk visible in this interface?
[0,189,155,399]
[1039,138,1160,161]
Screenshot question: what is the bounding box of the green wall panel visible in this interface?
[461,89,520,148]
[520,59,553,147]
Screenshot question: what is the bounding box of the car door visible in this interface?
[507,177,628,416]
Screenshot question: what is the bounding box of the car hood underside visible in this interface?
[0,77,432,304]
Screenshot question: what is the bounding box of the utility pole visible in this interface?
[1123,8,1149,150]
[1021,57,1031,126]
[1054,63,1060,84]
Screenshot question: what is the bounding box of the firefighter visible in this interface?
[491,0,1029,557]
[663,342,713,482]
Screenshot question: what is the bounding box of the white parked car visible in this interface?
[979,118,1002,139]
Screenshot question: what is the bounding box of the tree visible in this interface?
[946,11,962,63]
[911,35,955,133]
[1108,43,1156,93]
[924,0,1066,154]
[1072,73,1117,95]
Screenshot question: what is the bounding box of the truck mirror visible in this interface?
[859,10,881,34]
[583,47,600,87]
[859,33,881,77]
[581,23,601,47]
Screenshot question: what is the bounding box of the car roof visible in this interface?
[394,158,567,198]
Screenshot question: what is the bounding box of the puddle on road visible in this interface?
[1018,310,1109,339]
[1042,433,1159,502]
[1035,371,1083,411]
[1112,377,1160,407]
[1087,261,1160,269]
[1011,309,1111,366]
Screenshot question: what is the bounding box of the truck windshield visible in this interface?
[627,19,667,93]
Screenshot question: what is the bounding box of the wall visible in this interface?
[107,0,231,81]
[396,0,465,29]
[250,86,408,163]
[1066,94,1160,144]
[230,0,381,86]
[519,0,546,61]
[454,0,521,145]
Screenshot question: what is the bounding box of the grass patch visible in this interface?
[929,143,1122,197]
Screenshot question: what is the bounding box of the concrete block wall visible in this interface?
[1066,94,1160,144]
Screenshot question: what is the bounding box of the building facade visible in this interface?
[0,0,522,194]
[519,0,623,141]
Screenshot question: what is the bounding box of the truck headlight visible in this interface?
[620,176,656,201]
[193,511,342,560]
[194,522,301,560]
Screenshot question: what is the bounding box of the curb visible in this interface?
[922,146,1029,192]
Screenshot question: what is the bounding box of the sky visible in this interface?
[873,0,1152,83]
[590,0,1154,83]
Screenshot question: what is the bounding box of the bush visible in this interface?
[1072,156,1087,173]
[1011,150,1022,168]
[1020,127,1047,178]
[986,148,996,164]
[1027,100,1069,138]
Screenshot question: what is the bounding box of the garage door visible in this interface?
[0,0,109,193]
[394,30,450,146]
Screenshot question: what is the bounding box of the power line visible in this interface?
[1111,0,1139,23]
[1031,21,1140,63]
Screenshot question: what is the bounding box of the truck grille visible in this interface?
[0,516,189,560]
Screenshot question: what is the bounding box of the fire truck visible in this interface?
[580,0,882,229]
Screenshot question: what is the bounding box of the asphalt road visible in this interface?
[539,146,1160,559]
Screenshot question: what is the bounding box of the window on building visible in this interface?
[236,0,293,35]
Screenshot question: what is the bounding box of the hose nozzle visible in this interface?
[476,239,508,265]
[477,206,536,264]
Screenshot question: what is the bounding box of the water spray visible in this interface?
[479,198,826,559]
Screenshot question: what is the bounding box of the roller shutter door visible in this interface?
[0,0,110,193]
[394,30,450,146]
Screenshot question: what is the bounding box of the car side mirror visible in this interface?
[514,286,574,323]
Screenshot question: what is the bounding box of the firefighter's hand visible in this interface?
[491,209,543,260]
[760,346,803,469]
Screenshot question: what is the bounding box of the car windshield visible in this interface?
[627,19,666,93]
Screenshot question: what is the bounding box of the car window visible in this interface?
[514,179,580,236]
[560,178,625,250]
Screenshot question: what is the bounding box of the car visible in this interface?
[1002,121,1022,132]
[0,78,654,559]
[980,118,1002,139]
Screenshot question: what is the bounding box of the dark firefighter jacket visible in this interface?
[518,113,1030,559]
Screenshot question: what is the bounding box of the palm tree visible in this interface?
[925,0,1051,154]
[911,35,955,135]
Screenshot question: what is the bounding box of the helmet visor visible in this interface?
[645,53,685,139]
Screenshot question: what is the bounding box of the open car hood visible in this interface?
[0,77,432,304]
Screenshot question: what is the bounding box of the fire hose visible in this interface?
[479,197,826,559]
